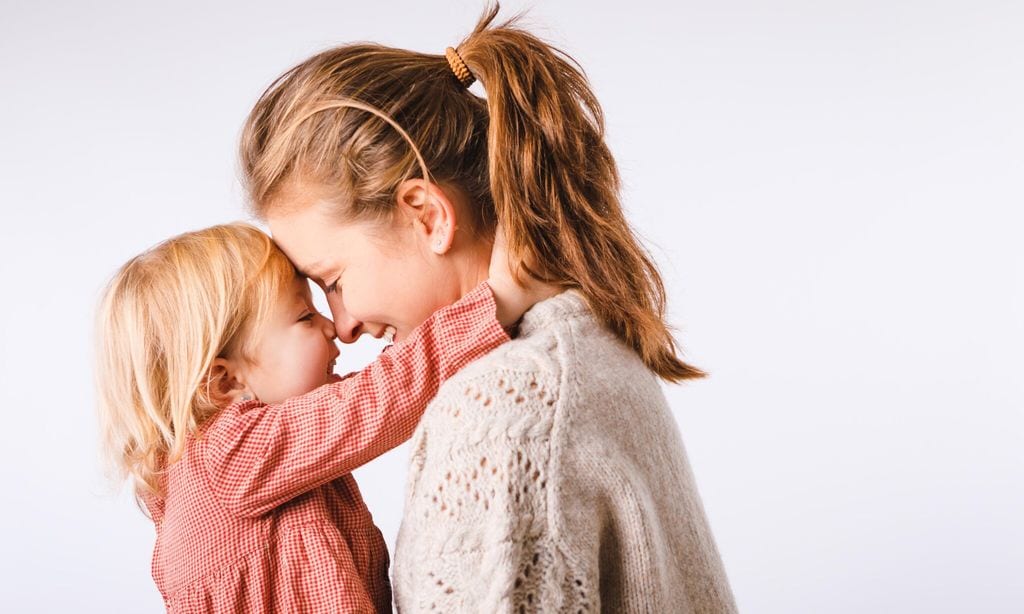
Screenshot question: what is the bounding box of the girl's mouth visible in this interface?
[383,325,397,344]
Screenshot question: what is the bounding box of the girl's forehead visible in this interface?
[289,275,313,299]
[273,276,311,310]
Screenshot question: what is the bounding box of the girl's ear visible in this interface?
[207,358,254,407]
[394,179,458,255]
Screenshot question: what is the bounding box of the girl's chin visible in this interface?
[327,373,343,383]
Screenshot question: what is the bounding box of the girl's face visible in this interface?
[240,276,341,404]
[267,185,491,345]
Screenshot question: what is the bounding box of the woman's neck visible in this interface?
[452,236,492,296]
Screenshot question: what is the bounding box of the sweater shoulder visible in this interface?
[443,290,645,391]
[422,290,665,454]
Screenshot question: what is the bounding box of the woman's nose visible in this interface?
[332,312,364,344]
[326,293,363,344]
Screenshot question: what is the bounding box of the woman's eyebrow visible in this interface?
[298,259,326,280]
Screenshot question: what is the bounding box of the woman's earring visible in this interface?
[435,223,450,251]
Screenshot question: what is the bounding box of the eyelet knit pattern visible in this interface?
[393,291,737,613]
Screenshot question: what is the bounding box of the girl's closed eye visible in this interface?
[298,311,316,323]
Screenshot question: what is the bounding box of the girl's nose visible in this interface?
[317,313,337,340]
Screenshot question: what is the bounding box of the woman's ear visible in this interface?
[394,179,457,255]
[207,357,254,407]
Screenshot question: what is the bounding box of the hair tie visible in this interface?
[445,46,475,88]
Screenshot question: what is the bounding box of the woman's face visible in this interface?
[267,185,490,344]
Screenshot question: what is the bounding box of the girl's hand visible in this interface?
[487,223,561,330]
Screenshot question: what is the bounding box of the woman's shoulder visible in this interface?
[412,289,678,515]
[442,290,591,386]
[427,290,661,435]
[463,289,653,383]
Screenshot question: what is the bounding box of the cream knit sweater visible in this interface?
[393,290,737,613]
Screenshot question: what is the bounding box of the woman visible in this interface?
[240,6,736,612]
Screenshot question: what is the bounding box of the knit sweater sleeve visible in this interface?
[394,367,599,613]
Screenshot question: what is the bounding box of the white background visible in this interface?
[1,1,1021,612]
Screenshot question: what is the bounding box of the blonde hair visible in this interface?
[94,223,296,498]
[240,3,704,382]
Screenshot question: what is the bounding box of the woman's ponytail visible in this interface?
[458,5,704,382]
[240,3,703,382]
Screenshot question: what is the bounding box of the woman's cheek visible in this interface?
[346,275,390,322]
[341,292,372,325]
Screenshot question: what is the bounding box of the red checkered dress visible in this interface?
[140,283,508,613]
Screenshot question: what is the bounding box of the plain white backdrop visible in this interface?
[1,1,1021,611]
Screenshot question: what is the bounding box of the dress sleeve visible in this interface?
[201,282,509,518]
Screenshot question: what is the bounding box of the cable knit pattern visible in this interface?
[393,290,737,613]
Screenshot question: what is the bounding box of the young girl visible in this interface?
[95,222,539,613]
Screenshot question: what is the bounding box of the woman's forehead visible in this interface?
[268,209,339,266]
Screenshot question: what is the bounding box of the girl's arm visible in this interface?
[201,282,508,518]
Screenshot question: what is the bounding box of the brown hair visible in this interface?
[240,4,704,382]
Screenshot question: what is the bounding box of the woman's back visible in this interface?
[394,290,736,613]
